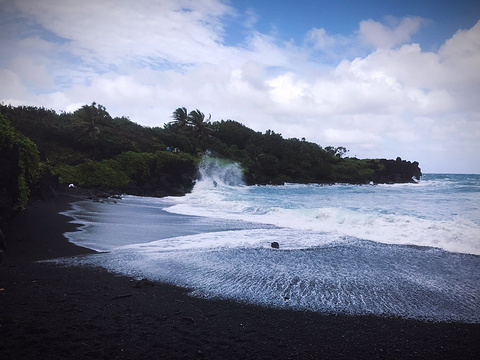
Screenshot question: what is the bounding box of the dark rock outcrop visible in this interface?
[372,158,422,184]
[118,161,198,197]
[32,169,59,201]
[0,144,21,234]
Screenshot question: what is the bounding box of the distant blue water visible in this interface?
[59,157,480,323]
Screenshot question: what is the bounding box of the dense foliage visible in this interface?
[0,114,41,211]
[0,103,421,196]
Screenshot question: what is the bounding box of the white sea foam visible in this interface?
[119,228,342,252]
[162,175,480,256]
[58,160,480,323]
[57,230,480,323]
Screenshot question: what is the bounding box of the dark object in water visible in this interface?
[135,278,155,288]
[271,242,279,249]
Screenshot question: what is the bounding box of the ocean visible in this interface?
[59,156,480,323]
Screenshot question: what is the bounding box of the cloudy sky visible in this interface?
[1,0,479,173]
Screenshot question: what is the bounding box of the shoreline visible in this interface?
[1,194,479,359]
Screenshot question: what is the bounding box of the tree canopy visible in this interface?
[0,103,422,193]
[0,114,41,210]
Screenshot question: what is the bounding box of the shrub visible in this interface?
[0,115,41,209]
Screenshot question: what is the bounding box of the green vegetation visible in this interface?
[0,103,422,203]
[0,114,41,210]
[55,151,196,188]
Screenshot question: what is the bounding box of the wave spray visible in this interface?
[195,152,245,188]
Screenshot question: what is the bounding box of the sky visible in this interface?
[0,0,479,174]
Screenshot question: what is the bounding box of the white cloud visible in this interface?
[267,72,309,105]
[438,20,480,92]
[10,56,54,88]
[1,0,479,173]
[243,8,260,29]
[305,28,336,50]
[359,16,425,49]
[324,128,382,147]
[0,68,30,103]
[12,0,234,66]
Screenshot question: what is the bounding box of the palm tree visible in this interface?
[76,102,110,160]
[188,109,212,140]
[169,107,191,130]
[77,103,101,160]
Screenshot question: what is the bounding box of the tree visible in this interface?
[211,120,255,149]
[325,146,349,158]
[169,107,190,130]
[188,109,212,140]
[75,102,110,160]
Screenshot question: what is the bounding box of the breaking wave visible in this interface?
[58,159,480,323]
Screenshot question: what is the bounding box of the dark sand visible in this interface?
[0,194,479,359]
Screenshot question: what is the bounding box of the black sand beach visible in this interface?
[1,194,479,359]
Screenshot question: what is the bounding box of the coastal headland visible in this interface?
[1,103,421,237]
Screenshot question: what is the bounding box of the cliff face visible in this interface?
[0,144,21,233]
[117,159,198,197]
[244,157,422,186]
[373,158,422,184]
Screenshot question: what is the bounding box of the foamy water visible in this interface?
[58,156,480,323]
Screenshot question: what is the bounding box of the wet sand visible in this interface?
[0,193,479,359]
